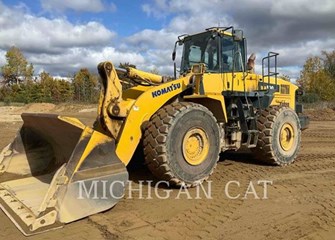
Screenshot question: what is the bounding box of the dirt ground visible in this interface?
[0,104,334,240]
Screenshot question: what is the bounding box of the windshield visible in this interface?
[179,32,245,74]
[180,32,219,74]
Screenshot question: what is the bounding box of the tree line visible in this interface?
[298,50,335,102]
[0,46,100,104]
[1,46,334,105]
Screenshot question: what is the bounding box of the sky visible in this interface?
[0,0,335,80]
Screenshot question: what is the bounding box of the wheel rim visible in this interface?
[279,123,295,151]
[182,128,209,166]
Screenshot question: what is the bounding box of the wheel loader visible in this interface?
[0,27,309,235]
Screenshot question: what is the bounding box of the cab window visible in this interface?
[221,36,244,72]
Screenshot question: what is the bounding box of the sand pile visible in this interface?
[304,108,335,121]
[14,103,56,114]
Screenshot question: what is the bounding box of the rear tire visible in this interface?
[143,102,220,187]
[252,106,301,166]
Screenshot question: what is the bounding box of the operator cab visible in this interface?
[175,27,246,76]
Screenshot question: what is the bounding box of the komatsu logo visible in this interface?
[152,83,181,98]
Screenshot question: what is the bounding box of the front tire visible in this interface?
[252,106,301,166]
[143,102,220,187]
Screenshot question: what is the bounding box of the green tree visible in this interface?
[322,50,335,79]
[298,54,335,101]
[38,72,73,103]
[39,71,55,102]
[73,68,99,102]
[53,79,73,102]
[1,46,34,85]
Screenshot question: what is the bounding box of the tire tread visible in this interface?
[143,102,220,187]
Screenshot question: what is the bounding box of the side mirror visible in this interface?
[172,41,178,61]
[233,30,243,41]
[172,51,176,61]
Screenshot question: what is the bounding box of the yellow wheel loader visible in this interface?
[0,27,309,235]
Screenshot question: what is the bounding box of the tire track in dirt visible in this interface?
[37,121,335,239]
[90,158,270,240]
[144,155,282,240]
[123,165,247,239]
[1,111,335,240]
[0,213,106,240]
[267,179,335,238]
[215,122,335,240]
[88,123,334,240]
[303,132,335,138]
[256,144,335,239]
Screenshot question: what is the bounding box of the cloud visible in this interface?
[270,0,335,16]
[142,0,222,17]
[135,0,335,78]
[126,29,176,51]
[28,47,145,76]
[126,1,234,74]
[0,3,115,54]
[1,0,334,79]
[40,0,116,13]
[0,1,143,76]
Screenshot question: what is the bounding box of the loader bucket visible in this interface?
[0,113,128,236]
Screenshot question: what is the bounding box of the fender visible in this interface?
[116,76,193,165]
